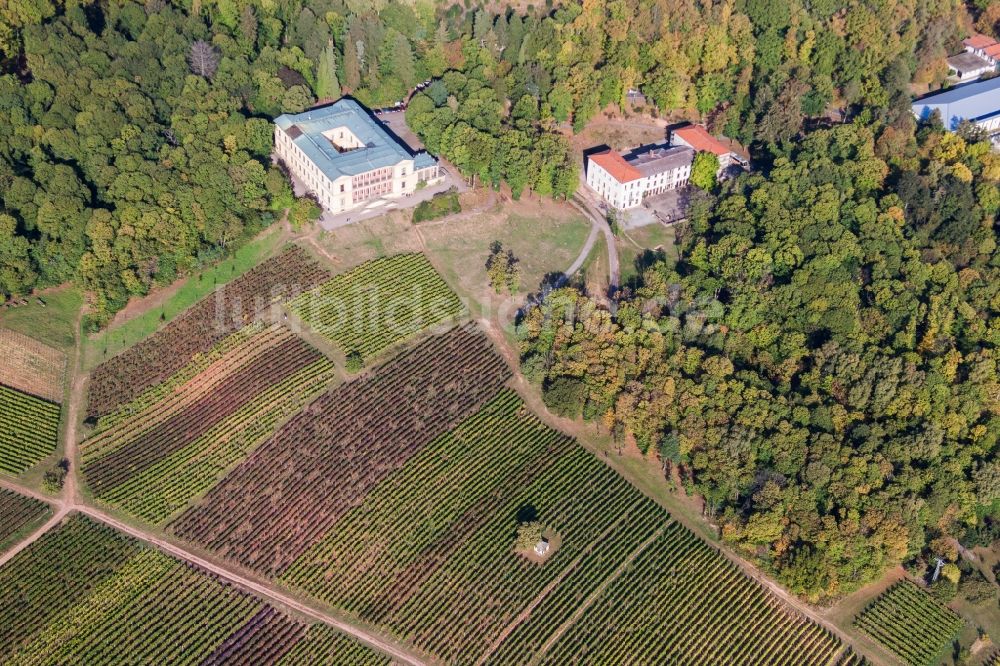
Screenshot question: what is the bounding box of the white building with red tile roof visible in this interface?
[586,144,693,209]
[964,33,997,53]
[669,124,748,171]
[950,33,1000,81]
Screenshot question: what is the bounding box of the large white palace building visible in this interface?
[274,98,442,215]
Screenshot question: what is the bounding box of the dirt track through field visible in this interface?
[0,244,880,666]
[77,505,426,666]
[474,316,866,665]
[0,476,426,665]
[0,301,428,666]
[0,503,69,569]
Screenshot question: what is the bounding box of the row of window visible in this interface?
[353,167,395,188]
[279,130,442,212]
[353,179,393,203]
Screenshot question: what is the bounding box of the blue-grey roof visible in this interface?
[911,77,1000,130]
[275,98,436,178]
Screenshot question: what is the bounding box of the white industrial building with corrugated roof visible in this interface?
[911,77,1000,148]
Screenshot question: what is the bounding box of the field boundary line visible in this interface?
[0,479,60,506]
[76,505,427,666]
[0,505,69,568]
[476,317,872,660]
[477,509,668,665]
[530,522,669,663]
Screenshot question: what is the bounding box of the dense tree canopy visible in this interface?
[1,0,996,605]
[0,0,975,319]
[520,122,1000,600]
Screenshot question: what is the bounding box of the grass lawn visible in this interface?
[0,287,82,352]
[311,211,425,274]
[83,225,285,370]
[308,194,591,323]
[420,197,591,313]
[580,232,609,297]
[618,223,677,285]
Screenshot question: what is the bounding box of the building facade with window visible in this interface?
[585,145,693,209]
[274,98,441,215]
[943,33,1000,82]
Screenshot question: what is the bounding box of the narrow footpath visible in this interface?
[568,188,620,294]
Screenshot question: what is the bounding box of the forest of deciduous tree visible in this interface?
[520,119,1000,600]
[0,0,989,320]
[1,0,999,606]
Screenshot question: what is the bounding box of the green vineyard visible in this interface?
[854,580,964,666]
[0,384,60,474]
[538,521,842,665]
[289,253,465,360]
[282,389,847,664]
[278,626,390,666]
[53,246,871,664]
[0,514,391,664]
[0,488,50,549]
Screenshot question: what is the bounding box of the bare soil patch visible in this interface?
[516,531,562,565]
[0,329,66,402]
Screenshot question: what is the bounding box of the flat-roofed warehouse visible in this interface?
[911,77,1000,148]
[274,98,442,215]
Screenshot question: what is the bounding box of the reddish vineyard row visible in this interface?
[201,607,306,665]
[83,330,326,495]
[170,325,510,576]
[204,613,392,666]
[87,246,330,418]
[0,488,50,547]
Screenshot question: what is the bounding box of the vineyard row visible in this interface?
[87,245,330,418]
[170,324,510,576]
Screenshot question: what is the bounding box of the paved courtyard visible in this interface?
[633,187,691,228]
[284,163,463,230]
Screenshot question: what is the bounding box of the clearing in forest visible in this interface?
[288,253,465,361]
[854,580,964,666]
[86,246,330,419]
[81,322,335,524]
[0,329,66,403]
[0,513,390,665]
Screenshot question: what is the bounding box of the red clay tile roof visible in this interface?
[965,34,998,50]
[589,149,642,183]
[985,43,1000,58]
[671,125,732,157]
